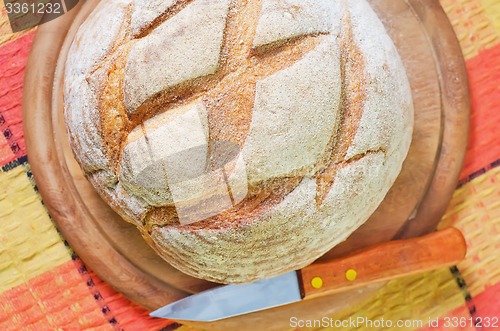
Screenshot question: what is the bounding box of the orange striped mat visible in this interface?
[0,0,499,330]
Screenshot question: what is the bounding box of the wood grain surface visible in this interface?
[23,0,469,330]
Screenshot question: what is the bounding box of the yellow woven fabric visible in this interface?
[440,0,499,59]
[0,2,13,43]
[0,166,71,293]
[439,167,500,296]
[481,0,500,34]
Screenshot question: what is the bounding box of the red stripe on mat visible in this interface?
[71,255,176,330]
[0,261,111,330]
[0,32,34,164]
[460,43,500,182]
[0,134,15,165]
[472,281,500,326]
[419,281,500,330]
[90,270,177,330]
[0,258,176,330]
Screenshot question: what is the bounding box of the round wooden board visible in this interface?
[23,0,469,330]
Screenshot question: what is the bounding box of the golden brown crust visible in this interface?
[96,44,134,172]
[203,35,323,146]
[315,10,367,205]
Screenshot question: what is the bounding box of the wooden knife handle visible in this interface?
[298,227,466,299]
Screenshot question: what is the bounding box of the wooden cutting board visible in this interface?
[23,0,469,330]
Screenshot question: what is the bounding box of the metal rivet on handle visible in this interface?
[311,277,323,289]
[345,269,357,281]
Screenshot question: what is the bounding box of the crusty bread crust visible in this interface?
[64,0,413,283]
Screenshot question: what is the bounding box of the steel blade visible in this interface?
[150,271,302,321]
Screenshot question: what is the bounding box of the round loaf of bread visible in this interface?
[64,0,414,284]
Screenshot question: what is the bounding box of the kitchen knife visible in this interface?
[150,227,466,322]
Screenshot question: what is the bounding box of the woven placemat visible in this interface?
[0,0,499,330]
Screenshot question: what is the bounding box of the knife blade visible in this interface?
[150,227,466,322]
